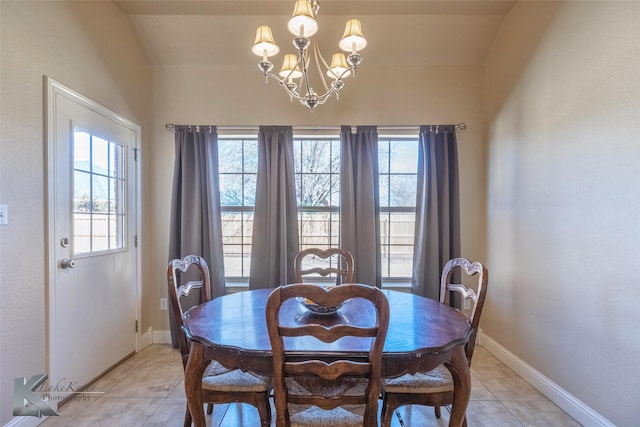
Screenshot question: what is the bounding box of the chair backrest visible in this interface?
[294,248,355,285]
[440,258,488,365]
[167,255,212,367]
[266,283,389,426]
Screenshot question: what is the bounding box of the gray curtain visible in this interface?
[412,125,461,299]
[249,126,299,289]
[168,125,226,345]
[340,125,381,288]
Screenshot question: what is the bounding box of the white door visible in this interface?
[46,78,141,397]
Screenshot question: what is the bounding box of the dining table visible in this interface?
[182,287,472,427]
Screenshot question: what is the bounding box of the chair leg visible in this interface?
[183,404,192,427]
[434,405,442,418]
[380,398,395,427]
[206,403,213,414]
[257,396,272,427]
[462,415,468,427]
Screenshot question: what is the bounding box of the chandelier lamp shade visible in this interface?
[251,0,367,111]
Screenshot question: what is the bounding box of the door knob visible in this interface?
[59,258,76,269]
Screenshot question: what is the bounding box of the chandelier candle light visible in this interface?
[252,0,367,111]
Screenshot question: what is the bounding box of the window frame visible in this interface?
[218,133,418,289]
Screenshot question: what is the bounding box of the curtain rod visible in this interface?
[165,123,467,132]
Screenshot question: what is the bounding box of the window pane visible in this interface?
[244,140,259,172]
[294,140,302,173]
[380,212,415,277]
[379,176,389,208]
[74,131,91,171]
[220,174,243,206]
[92,175,109,213]
[114,178,125,215]
[221,213,242,244]
[389,175,417,207]
[244,174,257,206]
[296,138,339,208]
[223,250,242,277]
[74,171,91,212]
[330,175,340,206]
[74,213,91,252]
[299,212,336,247]
[299,173,334,206]
[389,141,418,173]
[108,178,117,213]
[109,141,123,177]
[389,246,413,277]
[218,140,244,173]
[221,210,253,277]
[93,136,109,175]
[92,214,109,251]
[243,213,254,245]
[301,139,332,173]
[378,142,389,174]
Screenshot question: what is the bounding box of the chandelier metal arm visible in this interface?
[262,63,355,111]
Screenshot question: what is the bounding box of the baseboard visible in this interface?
[3,416,49,427]
[4,395,63,427]
[151,329,172,344]
[478,330,614,427]
[3,415,45,427]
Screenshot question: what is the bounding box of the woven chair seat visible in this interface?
[286,376,368,398]
[284,377,368,426]
[202,360,270,392]
[289,404,365,427]
[383,365,453,394]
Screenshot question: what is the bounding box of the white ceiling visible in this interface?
[114,0,516,67]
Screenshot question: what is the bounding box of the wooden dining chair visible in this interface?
[381,257,488,427]
[266,283,389,427]
[294,248,355,285]
[167,255,271,427]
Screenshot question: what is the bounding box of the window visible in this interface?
[218,134,418,286]
[294,137,341,250]
[378,138,418,280]
[219,138,258,279]
[73,128,126,254]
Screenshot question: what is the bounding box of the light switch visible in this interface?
[0,204,7,225]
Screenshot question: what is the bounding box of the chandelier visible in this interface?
[251,0,367,112]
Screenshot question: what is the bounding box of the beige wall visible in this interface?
[0,1,151,423]
[0,2,489,422]
[147,63,487,330]
[483,1,640,425]
[7,0,637,425]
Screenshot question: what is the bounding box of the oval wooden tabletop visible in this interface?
[183,288,471,358]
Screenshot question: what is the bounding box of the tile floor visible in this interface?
[40,344,581,426]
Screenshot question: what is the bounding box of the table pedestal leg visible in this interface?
[185,342,207,427]
[448,345,471,427]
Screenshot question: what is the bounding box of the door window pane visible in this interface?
[72,128,126,255]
